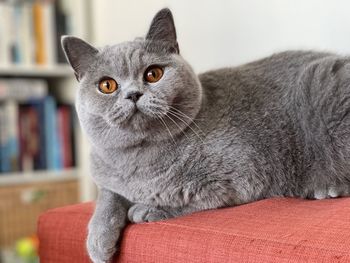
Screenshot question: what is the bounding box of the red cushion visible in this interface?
[38,198,350,262]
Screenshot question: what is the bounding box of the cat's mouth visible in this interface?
[130,106,159,121]
[104,98,172,127]
[103,104,136,126]
[104,106,150,127]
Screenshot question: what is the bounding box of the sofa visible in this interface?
[37,197,350,262]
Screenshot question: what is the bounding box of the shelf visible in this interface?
[0,168,79,186]
[0,65,73,77]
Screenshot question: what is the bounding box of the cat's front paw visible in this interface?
[87,221,121,263]
[128,203,171,223]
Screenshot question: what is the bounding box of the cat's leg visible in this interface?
[128,203,209,223]
[327,185,349,198]
[312,185,349,199]
[87,188,131,263]
[128,203,173,223]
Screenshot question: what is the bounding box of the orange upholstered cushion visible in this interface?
[38,198,350,262]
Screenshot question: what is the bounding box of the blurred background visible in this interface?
[1,0,350,262]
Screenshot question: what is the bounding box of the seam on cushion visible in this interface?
[37,215,46,259]
[37,215,43,235]
[151,221,350,256]
[42,210,93,216]
[41,203,95,215]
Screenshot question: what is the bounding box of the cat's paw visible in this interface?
[86,221,121,263]
[128,203,171,223]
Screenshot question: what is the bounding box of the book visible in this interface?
[28,99,46,170]
[33,1,46,64]
[0,1,11,66]
[57,105,73,168]
[44,96,61,170]
[20,2,35,66]
[42,1,57,65]
[0,95,76,173]
[0,0,75,66]
[18,105,40,171]
[0,78,48,101]
[6,2,19,64]
[12,3,22,64]
[0,100,19,173]
[33,0,57,65]
[27,96,60,170]
[54,0,70,64]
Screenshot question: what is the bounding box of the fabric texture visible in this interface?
[38,198,350,262]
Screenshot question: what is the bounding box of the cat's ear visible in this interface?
[61,36,99,81]
[146,8,179,53]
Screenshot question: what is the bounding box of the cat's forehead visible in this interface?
[103,40,145,56]
[95,40,171,79]
[99,41,146,66]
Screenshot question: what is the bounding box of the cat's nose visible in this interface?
[125,91,143,102]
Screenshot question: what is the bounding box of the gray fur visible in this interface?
[62,8,350,263]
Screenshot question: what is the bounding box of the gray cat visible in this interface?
[62,8,350,263]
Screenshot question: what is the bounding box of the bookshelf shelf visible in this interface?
[0,168,79,186]
[0,65,73,77]
[0,0,93,202]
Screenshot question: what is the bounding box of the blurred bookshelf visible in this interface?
[0,0,91,261]
[0,65,73,77]
[0,0,82,183]
[0,168,78,186]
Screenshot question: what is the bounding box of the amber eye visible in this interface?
[98,78,118,94]
[144,66,163,83]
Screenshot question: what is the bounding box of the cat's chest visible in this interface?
[91,146,189,205]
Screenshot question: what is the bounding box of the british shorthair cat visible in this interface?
[62,8,350,263]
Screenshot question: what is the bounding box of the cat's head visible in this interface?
[62,8,202,149]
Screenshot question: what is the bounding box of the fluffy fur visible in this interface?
[62,8,350,263]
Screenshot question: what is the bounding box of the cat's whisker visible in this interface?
[169,106,204,125]
[167,110,204,143]
[99,124,113,144]
[148,105,168,115]
[164,114,191,141]
[168,106,205,135]
[168,105,206,122]
[154,112,176,144]
[150,105,167,112]
[99,122,110,135]
[168,109,204,139]
[144,107,168,118]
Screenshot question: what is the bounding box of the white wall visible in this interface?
[79,0,350,200]
[91,0,350,73]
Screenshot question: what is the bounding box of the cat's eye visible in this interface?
[144,66,163,83]
[98,78,118,94]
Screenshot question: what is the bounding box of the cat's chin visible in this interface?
[127,110,148,125]
[104,108,153,130]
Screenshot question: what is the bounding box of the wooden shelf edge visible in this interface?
[0,65,73,77]
[0,169,80,186]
